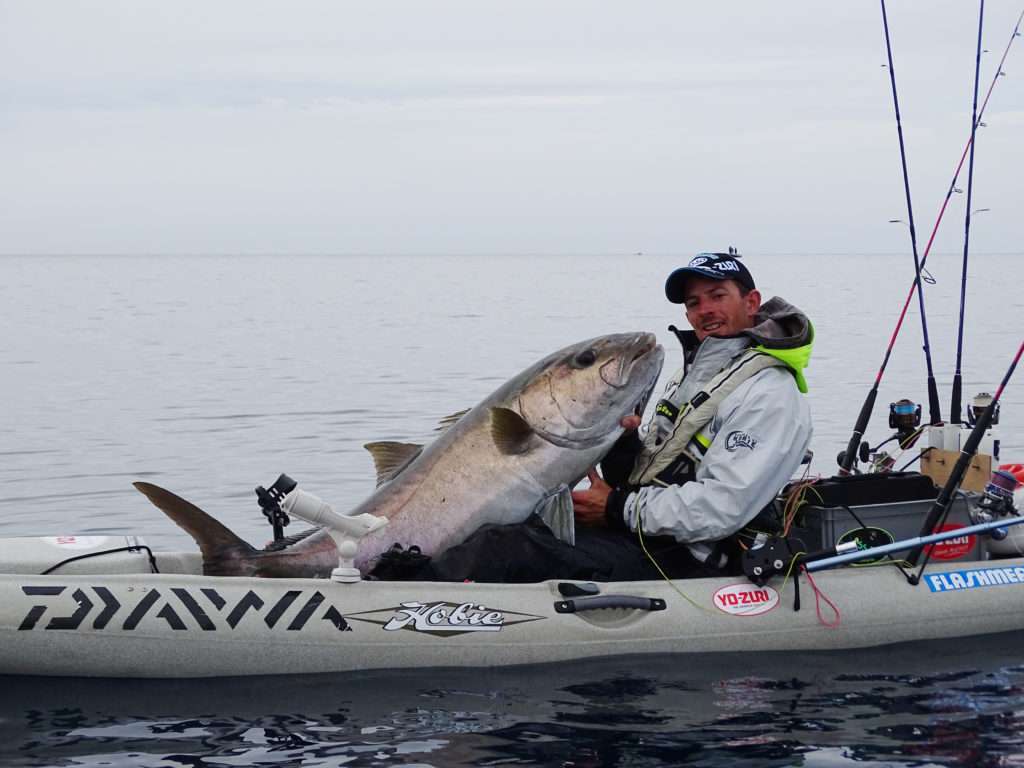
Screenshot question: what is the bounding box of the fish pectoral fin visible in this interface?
[364,441,424,487]
[435,408,471,433]
[534,484,576,547]
[490,407,536,455]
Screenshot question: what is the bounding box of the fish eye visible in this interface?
[573,349,597,367]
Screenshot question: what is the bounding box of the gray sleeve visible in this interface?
[621,368,812,542]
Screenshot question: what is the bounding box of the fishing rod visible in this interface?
[880,0,942,427]
[951,1,987,424]
[749,341,1023,586]
[804,515,1024,573]
[906,339,1024,575]
[839,8,1024,474]
[840,1,941,473]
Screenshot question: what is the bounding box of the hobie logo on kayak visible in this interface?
[712,584,779,617]
[383,602,503,633]
[347,601,545,637]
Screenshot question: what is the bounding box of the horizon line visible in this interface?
[1,250,1021,259]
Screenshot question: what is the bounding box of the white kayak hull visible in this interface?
[2,549,1022,678]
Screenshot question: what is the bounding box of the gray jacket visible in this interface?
[617,301,813,555]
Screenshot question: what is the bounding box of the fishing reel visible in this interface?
[970,469,1020,540]
[966,392,1000,427]
[889,399,922,437]
[845,398,923,473]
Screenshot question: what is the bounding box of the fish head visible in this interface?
[516,332,664,448]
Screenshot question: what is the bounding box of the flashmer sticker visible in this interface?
[925,566,1024,593]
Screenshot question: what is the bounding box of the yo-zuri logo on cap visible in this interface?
[713,259,741,273]
[688,255,710,267]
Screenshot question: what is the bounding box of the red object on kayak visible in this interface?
[998,464,1024,485]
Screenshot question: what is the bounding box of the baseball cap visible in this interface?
[664,252,756,304]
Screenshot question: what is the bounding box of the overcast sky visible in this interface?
[1,1,1021,255]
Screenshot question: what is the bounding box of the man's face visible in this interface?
[683,276,761,341]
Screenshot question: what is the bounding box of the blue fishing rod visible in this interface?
[951,1,987,424]
[880,0,942,427]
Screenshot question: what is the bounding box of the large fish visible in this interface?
[135,332,664,578]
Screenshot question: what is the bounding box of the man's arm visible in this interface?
[615,369,811,542]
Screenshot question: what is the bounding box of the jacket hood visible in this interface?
[743,296,813,349]
[743,296,813,392]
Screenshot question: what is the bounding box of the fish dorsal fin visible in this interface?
[435,408,471,433]
[364,441,424,486]
[490,407,536,455]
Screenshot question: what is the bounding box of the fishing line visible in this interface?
[952,0,987,424]
[895,446,935,473]
[635,515,717,614]
[839,7,1024,474]
[880,0,942,427]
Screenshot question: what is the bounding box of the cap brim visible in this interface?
[664,266,731,304]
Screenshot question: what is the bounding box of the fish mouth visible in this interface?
[633,371,659,416]
[600,333,661,389]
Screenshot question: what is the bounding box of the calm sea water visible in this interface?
[1,252,1023,766]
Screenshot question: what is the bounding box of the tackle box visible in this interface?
[786,472,985,563]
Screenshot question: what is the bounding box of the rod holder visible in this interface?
[282,488,388,583]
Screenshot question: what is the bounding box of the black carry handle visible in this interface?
[554,595,666,614]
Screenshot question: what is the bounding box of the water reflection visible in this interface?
[5,638,1024,767]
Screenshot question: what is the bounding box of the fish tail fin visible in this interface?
[133,481,257,576]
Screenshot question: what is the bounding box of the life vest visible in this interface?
[628,347,789,487]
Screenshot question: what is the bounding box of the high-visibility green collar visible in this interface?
[755,332,813,393]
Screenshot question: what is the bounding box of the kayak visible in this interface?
[3,547,1024,679]
[1,491,1023,679]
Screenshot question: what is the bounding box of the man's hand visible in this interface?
[620,414,642,431]
[571,414,640,526]
[572,469,612,526]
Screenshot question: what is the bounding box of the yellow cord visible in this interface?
[631,468,912,612]
[635,511,719,614]
[780,466,820,535]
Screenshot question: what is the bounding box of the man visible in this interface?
[571,252,813,576]
[384,252,812,582]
